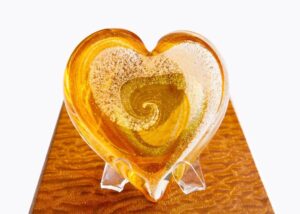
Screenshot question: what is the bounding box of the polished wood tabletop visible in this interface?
[30,102,273,213]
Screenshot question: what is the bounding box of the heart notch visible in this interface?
[64,29,229,202]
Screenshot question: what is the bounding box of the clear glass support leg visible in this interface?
[100,158,206,196]
[172,158,206,194]
[100,163,128,192]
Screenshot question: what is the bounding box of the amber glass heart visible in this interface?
[64,29,229,201]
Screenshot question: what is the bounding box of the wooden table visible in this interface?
[30,102,273,213]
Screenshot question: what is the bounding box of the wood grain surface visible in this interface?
[30,102,273,213]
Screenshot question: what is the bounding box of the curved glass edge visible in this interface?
[172,159,206,194]
[100,160,129,192]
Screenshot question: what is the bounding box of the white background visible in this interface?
[0,1,299,213]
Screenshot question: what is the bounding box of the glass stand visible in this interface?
[100,158,206,197]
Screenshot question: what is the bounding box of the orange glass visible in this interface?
[64,29,229,201]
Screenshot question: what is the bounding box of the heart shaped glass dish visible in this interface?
[64,29,229,202]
